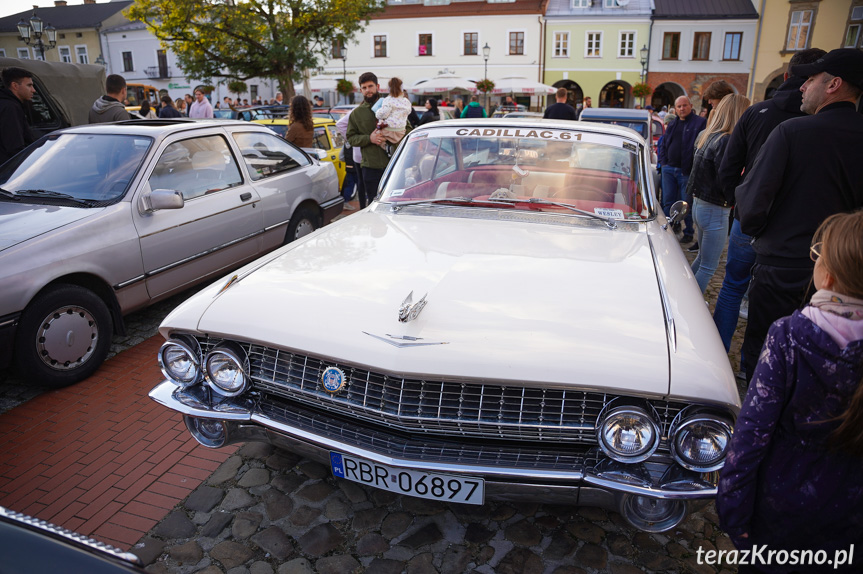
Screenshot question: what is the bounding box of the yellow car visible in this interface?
[253,117,347,188]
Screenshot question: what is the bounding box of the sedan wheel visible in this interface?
[285,206,321,243]
[16,285,112,388]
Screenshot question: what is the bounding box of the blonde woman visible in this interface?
[686,93,750,292]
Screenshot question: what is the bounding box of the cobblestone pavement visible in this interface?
[129,233,749,574]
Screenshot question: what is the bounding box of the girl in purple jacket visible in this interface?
[717,210,863,573]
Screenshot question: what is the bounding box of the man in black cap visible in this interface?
[734,48,863,380]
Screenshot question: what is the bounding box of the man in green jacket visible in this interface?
[347,72,389,208]
[460,95,488,118]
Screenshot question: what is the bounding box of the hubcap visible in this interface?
[35,305,99,371]
[294,219,316,239]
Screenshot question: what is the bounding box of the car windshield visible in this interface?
[381,126,649,220]
[585,120,648,138]
[0,133,152,204]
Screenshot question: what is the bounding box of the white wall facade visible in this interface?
[649,19,758,76]
[102,26,280,104]
[316,14,544,97]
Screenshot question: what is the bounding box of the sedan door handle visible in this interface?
[240,192,252,201]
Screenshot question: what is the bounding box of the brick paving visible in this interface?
[0,335,237,550]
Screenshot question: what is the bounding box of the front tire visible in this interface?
[285,205,321,243]
[15,285,113,388]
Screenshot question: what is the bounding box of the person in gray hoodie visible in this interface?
[89,74,131,123]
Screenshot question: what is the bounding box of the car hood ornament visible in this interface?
[398,291,428,323]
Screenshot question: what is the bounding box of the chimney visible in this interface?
[83,0,96,4]
[55,0,67,5]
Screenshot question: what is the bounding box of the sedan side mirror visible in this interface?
[666,200,689,228]
[139,189,184,213]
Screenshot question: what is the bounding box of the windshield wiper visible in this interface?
[0,187,19,200]
[13,189,92,206]
[389,196,476,211]
[485,197,618,229]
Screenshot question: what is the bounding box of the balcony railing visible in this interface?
[145,66,170,79]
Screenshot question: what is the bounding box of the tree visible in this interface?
[126,0,384,99]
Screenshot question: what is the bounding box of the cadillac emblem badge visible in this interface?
[320,366,346,394]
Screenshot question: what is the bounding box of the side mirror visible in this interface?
[139,189,184,213]
[667,200,689,227]
[303,147,327,161]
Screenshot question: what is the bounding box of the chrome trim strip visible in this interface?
[647,235,676,353]
[264,218,291,232]
[146,229,263,276]
[0,506,144,566]
[138,199,260,239]
[114,274,146,290]
[0,316,20,329]
[320,196,345,209]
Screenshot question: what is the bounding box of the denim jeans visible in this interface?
[660,166,693,236]
[341,168,357,202]
[712,219,756,352]
[691,197,732,293]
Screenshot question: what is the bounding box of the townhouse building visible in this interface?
[648,0,759,111]
[0,0,130,65]
[749,0,863,103]
[543,0,652,109]
[317,0,548,107]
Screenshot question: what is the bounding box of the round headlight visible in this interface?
[158,337,201,387]
[671,416,732,472]
[597,406,660,463]
[620,494,687,532]
[205,343,249,396]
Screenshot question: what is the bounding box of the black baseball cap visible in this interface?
[790,48,863,89]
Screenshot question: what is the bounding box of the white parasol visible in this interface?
[475,76,557,95]
[408,75,476,95]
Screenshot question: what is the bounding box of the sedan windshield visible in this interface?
[0,133,152,204]
[381,126,649,220]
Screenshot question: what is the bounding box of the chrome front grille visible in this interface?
[194,337,685,446]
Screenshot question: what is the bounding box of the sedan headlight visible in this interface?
[597,404,660,463]
[670,409,733,472]
[204,342,250,397]
[158,337,201,387]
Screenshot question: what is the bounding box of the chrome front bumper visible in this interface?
[150,380,716,513]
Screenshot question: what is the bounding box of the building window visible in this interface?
[122,51,134,72]
[723,32,742,61]
[58,46,72,63]
[662,32,680,60]
[17,48,30,59]
[464,32,478,56]
[509,31,524,55]
[586,32,602,57]
[76,45,89,64]
[331,39,344,59]
[692,32,711,60]
[418,34,433,56]
[553,31,569,57]
[374,35,387,58]
[786,10,812,51]
[571,0,589,6]
[846,24,861,49]
[618,31,634,57]
[604,0,620,6]
[0,49,5,58]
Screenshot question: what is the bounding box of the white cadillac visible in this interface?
[150,119,741,532]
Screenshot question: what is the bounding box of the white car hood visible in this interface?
[0,202,99,252]
[190,209,671,396]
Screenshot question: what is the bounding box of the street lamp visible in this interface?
[340,46,347,104]
[639,44,649,107]
[482,43,491,112]
[17,11,57,60]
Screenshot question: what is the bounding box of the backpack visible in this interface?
[463,104,485,119]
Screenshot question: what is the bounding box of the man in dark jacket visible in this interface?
[712,48,825,360]
[658,96,707,242]
[158,94,182,118]
[0,67,38,165]
[347,72,390,208]
[735,48,863,380]
[543,88,577,121]
[89,74,131,123]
